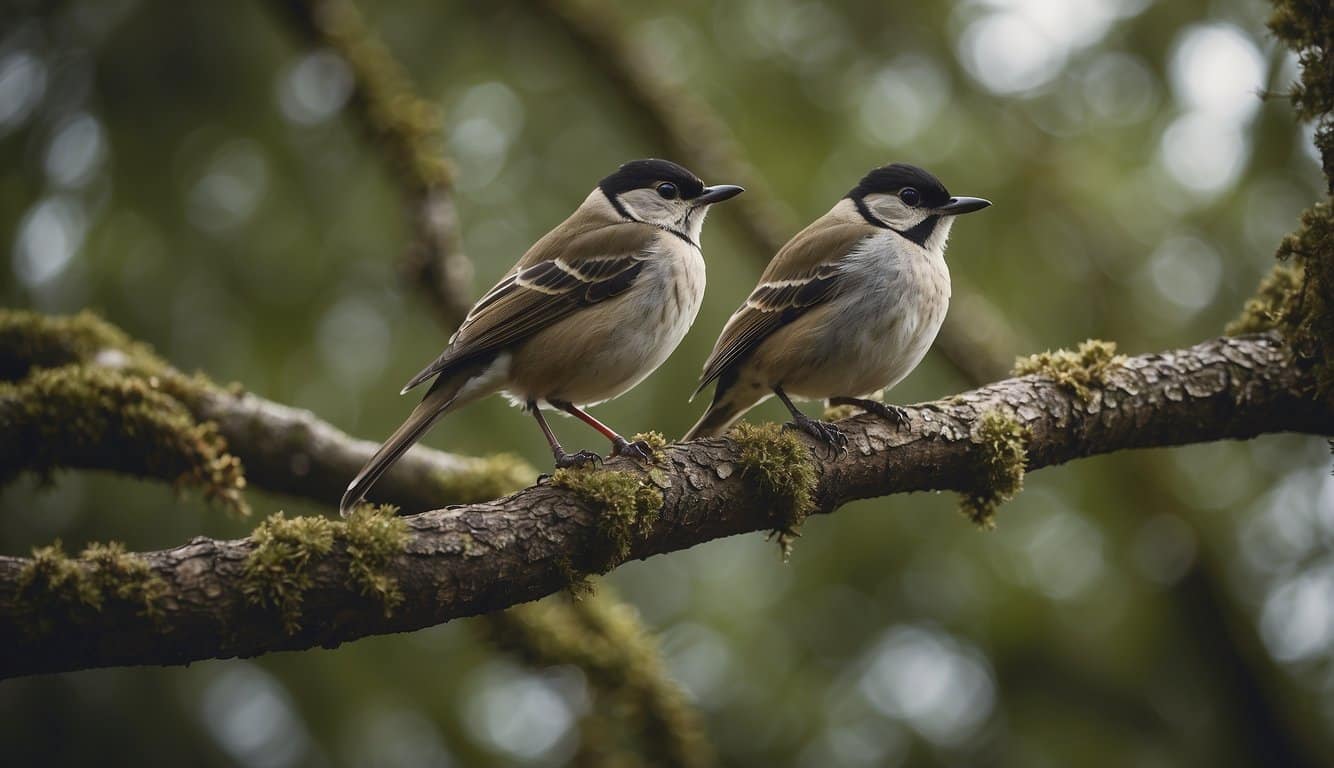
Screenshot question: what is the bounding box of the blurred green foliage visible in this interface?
[1,0,1332,766]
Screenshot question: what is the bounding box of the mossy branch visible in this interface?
[0,310,535,513]
[484,591,714,768]
[0,333,1327,678]
[0,365,249,516]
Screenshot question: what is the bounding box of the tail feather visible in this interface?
[683,378,764,441]
[341,373,468,516]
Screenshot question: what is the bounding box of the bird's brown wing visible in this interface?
[694,220,877,396]
[402,220,660,393]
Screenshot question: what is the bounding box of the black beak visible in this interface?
[936,196,991,215]
[694,184,745,205]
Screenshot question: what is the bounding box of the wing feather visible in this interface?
[402,222,658,393]
[694,220,877,395]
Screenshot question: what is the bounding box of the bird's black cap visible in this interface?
[599,159,706,199]
[847,163,952,208]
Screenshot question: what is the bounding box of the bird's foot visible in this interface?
[611,437,655,461]
[553,449,603,470]
[829,397,911,427]
[784,414,848,453]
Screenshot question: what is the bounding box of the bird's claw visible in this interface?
[554,449,603,469]
[863,401,910,426]
[784,416,848,454]
[611,438,655,461]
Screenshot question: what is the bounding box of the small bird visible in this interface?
[342,159,743,515]
[685,163,989,444]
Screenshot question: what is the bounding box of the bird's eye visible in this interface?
[899,187,921,207]
[657,182,679,200]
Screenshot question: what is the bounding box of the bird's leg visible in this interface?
[775,385,847,452]
[551,400,654,461]
[828,396,910,427]
[529,401,602,469]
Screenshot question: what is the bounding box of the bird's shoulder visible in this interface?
[757,212,880,284]
[695,212,878,392]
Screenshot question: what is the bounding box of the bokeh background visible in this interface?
[3,0,1333,765]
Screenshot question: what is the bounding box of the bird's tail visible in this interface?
[683,382,764,441]
[340,371,469,516]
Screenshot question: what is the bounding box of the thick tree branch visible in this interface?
[1,333,1328,679]
[0,310,534,512]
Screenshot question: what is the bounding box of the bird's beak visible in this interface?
[936,196,991,215]
[694,184,745,205]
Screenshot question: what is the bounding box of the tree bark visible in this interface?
[1,332,1327,679]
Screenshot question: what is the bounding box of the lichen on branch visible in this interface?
[1012,339,1126,402]
[958,410,1029,528]
[15,540,165,637]
[730,422,817,559]
[0,365,249,516]
[242,506,408,633]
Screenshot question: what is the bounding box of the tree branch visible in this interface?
[0,310,534,512]
[2,333,1327,679]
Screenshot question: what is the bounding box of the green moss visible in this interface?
[1267,3,1334,400]
[242,512,336,633]
[0,309,167,382]
[629,431,669,451]
[1274,203,1334,398]
[551,467,663,568]
[15,539,166,636]
[79,541,168,621]
[341,504,409,613]
[959,411,1029,528]
[730,422,817,560]
[1012,339,1125,401]
[432,452,534,503]
[1227,263,1305,335]
[243,507,412,631]
[0,366,249,515]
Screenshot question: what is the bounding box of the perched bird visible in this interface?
[685,163,989,444]
[342,159,743,515]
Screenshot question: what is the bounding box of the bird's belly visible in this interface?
[782,289,948,400]
[506,257,704,406]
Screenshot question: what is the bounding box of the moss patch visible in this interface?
[0,309,166,382]
[242,513,336,633]
[959,411,1028,528]
[1267,3,1334,400]
[1227,262,1306,336]
[551,467,663,569]
[1012,339,1125,401]
[630,431,669,451]
[1274,203,1334,398]
[341,505,409,613]
[15,540,166,636]
[243,507,410,632]
[0,365,249,515]
[730,422,818,560]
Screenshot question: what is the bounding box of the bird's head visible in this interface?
[599,159,744,243]
[847,163,990,252]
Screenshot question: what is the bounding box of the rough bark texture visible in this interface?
[191,387,533,512]
[1,333,1327,679]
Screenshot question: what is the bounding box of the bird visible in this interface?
[341,159,743,515]
[684,162,989,445]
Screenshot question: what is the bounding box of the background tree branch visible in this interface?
[2,332,1327,679]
